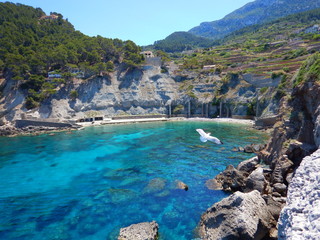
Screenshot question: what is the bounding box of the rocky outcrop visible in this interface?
[244,167,266,193]
[0,124,22,136]
[0,62,280,123]
[198,190,276,240]
[200,54,320,239]
[118,221,159,240]
[206,165,247,191]
[278,149,320,240]
[237,156,260,172]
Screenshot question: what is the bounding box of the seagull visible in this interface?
[196,129,223,144]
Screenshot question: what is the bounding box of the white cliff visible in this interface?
[278,149,320,240]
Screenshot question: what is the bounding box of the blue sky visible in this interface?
[4,0,253,46]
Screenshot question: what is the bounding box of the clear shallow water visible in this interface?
[0,121,268,240]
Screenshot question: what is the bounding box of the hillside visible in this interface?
[152,31,217,53]
[177,8,320,79]
[0,2,319,125]
[0,2,144,108]
[189,0,320,39]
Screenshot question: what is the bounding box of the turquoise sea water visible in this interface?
[0,121,268,240]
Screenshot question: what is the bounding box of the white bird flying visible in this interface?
[196,129,223,144]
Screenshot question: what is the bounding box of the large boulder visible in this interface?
[244,167,266,193]
[237,156,259,173]
[198,190,275,240]
[118,221,159,240]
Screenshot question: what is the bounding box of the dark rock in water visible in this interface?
[237,156,259,173]
[244,144,254,153]
[198,190,276,240]
[0,125,22,136]
[244,167,266,193]
[175,180,188,191]
[231,147,238,152]
[209,165,246,192]
[143,178,166,194]
[118,221,159,240]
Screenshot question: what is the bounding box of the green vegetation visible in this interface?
[223,8,320,46]
[153,32,217,53]
[295,53,320,86]
[174,8,320,78]
[0,2,144,108]
[259,87,269,94]
[69,90,79,100]
[173,104,184,114]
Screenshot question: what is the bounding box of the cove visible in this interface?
[0,121,268,240]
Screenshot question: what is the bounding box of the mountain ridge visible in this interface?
[189,0,320,39]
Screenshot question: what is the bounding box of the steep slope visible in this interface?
[0,2,144,110]
[152,31,216,53]
[189,0,320,39]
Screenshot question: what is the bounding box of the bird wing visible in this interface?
[207,136,222,144]
[196,129,207,138]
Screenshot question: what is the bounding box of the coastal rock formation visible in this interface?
[207,165,246,191]
[118,221,159,240]
[278,149,320,239]
[198,190,275,240]
[244,167,266,193]
[236,156,260,172]
[0,124,22,136]
[0,62,278,123]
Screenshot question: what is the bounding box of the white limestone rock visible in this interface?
[118,221,159,240]
[278,149,320,240]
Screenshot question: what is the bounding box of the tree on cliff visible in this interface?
[0,2,144,108]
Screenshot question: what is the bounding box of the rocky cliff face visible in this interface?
[278,149,320,240]
[199,53,320,239]
[0,64,278,122]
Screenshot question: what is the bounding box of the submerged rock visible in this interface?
[142,178,167,194]
[118,221,159,240]
[198,190,275,240]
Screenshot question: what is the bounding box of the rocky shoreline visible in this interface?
[0,123,78,137]
[0,117,256,137]
[116,84,320,239]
